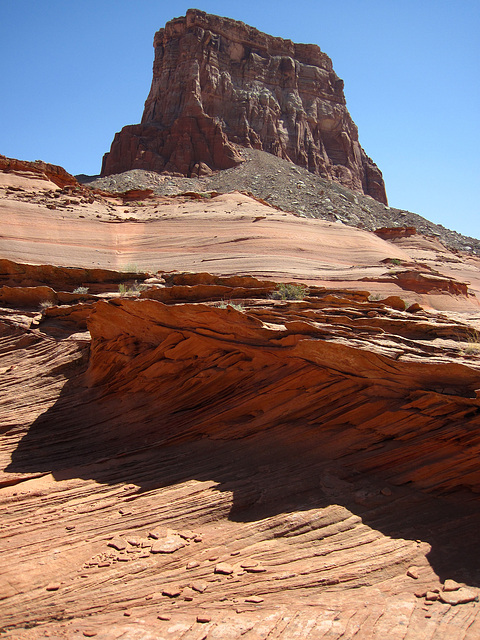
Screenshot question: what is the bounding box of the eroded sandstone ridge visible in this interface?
[1,266,480,638]
[101,9,387,203]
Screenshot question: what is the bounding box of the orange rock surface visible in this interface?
[1,167,480,638]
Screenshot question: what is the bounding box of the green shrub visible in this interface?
[271,283,308,300]
[214,300,244,311]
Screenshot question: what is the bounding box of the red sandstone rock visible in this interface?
[101,10,387,203]
[0,154,78,189]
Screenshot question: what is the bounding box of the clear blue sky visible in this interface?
[1,1,479,238]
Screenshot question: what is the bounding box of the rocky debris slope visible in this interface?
[101,9,387,203]
[87,147,480,256]
[1,268,480,638]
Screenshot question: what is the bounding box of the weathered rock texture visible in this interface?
[1,271,480,638]
[0,154,78,189]
[101,9,387,203]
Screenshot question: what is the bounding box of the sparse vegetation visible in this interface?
[39,300,54,310]
[271,283,308,300]
[390,258,403,266]
[121,263,141,274]
[462,328,480,355]
[118,281,149,297]
[73,286,89,294]
[214,300,245,311]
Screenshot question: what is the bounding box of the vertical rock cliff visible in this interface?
[101,9,387,204]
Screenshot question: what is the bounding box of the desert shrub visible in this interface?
[214,300,244,311]
[73,286,89,294]
[271,283,308,300]
[39,300,54,310]
[121,263,141,273]
[118,281,148,297]
[462,328,480,354]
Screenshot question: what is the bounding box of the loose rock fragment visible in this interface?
[183,587,195,601]
[197,615,211,623]
[187,561,200,569]
[191,581,208,593]
[214,562,234,575]
[107,537,127,551]
[46,583,60,591]
[425,591,438,601]
[443,579,462,592]
[151,535,185,554]
[162,585,182,598]
[245,595,264,603]
[439,587,478,605]
[407,566,419,579]
[157,614,171,621]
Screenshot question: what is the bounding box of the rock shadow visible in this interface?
[5,361,480,589]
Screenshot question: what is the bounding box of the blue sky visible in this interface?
[1,1,479,238]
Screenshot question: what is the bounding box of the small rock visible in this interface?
[381,487,392,496]
[194,536,203,543]
[191,581,208,593]
[66,525,75,530]
[439,587,478,605]
[123,610,132,617]
[197,615,211,623]
[157,614,171,621]
[151,535,185,554]
[407,566,419,579]
[443,579,462,592]
[214,562,234,575]
[97,561,111,568]
[245,595,264,603]
[178,529,197,540]
[162,585,182,598]
[187,561,200,569]
[83,631,97,638]
[126,536,142,547]
[107,537,127,551]
[244,566,267,573]
[183,587,195,601]
[425,591,438,601]
[231,551,241,556]
[46,583,61,591]
[208,555,219,562]
[414,589,427,598]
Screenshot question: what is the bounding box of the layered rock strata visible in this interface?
[1,272,480,638]
[101,9,387,203]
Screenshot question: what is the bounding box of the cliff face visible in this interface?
[101,9,387,203]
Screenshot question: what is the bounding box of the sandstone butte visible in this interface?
[1,153,480,639]
[101,9,387,204]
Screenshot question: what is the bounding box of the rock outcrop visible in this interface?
[0,154,78,189]
[101,9,387,203]
[1,270,480,638]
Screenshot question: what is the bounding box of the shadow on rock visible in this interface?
[6,359,480,589]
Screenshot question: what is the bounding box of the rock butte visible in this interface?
[102,9,387,203]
